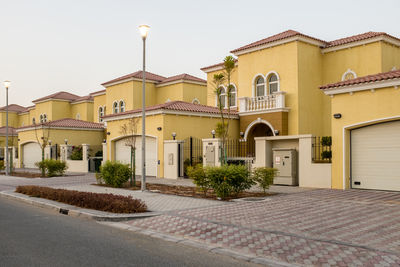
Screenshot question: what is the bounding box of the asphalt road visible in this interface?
[0,197,259,267]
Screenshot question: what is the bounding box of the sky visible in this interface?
[0,0,399,106]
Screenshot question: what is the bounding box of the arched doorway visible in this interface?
[244,119,275,157]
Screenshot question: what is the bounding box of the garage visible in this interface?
[23,142,42,168]
[115,136,157,177]
[351,120,400,191]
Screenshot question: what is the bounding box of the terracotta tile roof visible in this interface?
[320,69,400,90]
[103,101,237,119]
[102,71,167,86]
[200,59,238,72]
[71,95,94,103]
[158,73,206,85]
[18,118,104,130]
[0,104,28,113]
[230,30,327,53]
[0,126,17,136]
[90,89,106,96]
[33,91,80,103]
[326,32,400,47]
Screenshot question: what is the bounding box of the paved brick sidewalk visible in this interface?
[49,184,226,212]
[122,189,400,266]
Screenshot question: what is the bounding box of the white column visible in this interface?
[102,142,107,165]
[273,91,286,108]
[202,138,222,167]
[82,144,89,160]
[163,140,184,179]
[238,97,248,113]
[44,145,51,159]
[253,137,272,168]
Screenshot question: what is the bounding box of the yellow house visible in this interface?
[17,118,104,168]
[321,69,400,191]
[103,100,238,178]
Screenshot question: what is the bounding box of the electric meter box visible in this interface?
[272,148,298,186]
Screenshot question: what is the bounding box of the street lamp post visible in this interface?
[139,24,150,191]
[4,81,10,176]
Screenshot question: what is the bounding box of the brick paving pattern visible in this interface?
[126,189,400,266]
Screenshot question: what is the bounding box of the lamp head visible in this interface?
[211,129,216,138]
[64,139,68,145]
[3,80,10,89]
[172,132,176,140]
[139,25,150,39]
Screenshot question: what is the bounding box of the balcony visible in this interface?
[238,91,287,114]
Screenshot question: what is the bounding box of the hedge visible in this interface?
[15,186,147,213]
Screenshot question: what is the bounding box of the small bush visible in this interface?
[35,159,67,177]
[97,161,131,188]
[0,160,4,171]
[16,185,147,213]
[252,167,277,194]
[321,151,332,160]
[321,136,332,147]
[205,165,253,199]
[187,164,210,196]
[70,146,83,160]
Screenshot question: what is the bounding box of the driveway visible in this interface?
[123,189,400,266]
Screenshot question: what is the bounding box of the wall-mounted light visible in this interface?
[333,113,342,119]
[64,139,68,145]
[239,131,244,137]
[172,132,176,140]
[211,129,216,139]
[107,132,110,135]
[103,139,106,143]
[157,127,162,131]
[274,130,279,136]
[48,140,52,146]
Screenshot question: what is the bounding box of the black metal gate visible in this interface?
[226,139,255,158]
[183,136,203,176]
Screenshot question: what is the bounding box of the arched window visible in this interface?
[267,74,279,94]
[43,114,47,122]
[192,98,200,104]
[228,84,237,107]
[218,87,226,108]
[76,113,80,120]
[32,118,36,124]
[40,114,44,123]
[113,101,119,114]
[98,106,104,122]
[255,76,265,97]
[119,100,125,112]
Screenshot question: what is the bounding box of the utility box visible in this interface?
[205,146,215,166]
[272,148,298,186]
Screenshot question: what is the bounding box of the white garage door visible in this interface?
[23,142,42,169]
[115,136,157,177]
[351,120,400,191]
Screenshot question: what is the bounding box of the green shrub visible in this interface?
[95,150,103,157]
[321,136,332,146]
[205,165,253,199]
[70,146,83,160]
[321,151,332,160]
[97,161,131,188]
[16,185,147,213]
[252,167,277,194]
[35,159,67,177]
[187,164,210,196]
[0,160,4,171]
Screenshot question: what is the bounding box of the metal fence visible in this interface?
[312,136,332,163]
[226,139,255,158]
[183,137,203,176]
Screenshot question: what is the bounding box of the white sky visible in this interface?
[0,0,399,106]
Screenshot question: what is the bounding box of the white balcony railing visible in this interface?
[238,91,286,113]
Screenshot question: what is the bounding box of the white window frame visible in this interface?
[119,100,125,112]
[215,86,227,109]
[192,98,200,104]
[228,83,237,108]
[76,113,80,120]
[32,118,36,124]
[113,101,119,114]
[266,71,280,95]
[98,106,104,122]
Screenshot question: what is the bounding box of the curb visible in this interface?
[105,223,301,267]
[0,191,161,222]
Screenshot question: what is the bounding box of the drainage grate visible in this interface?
[59,208,69,215]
